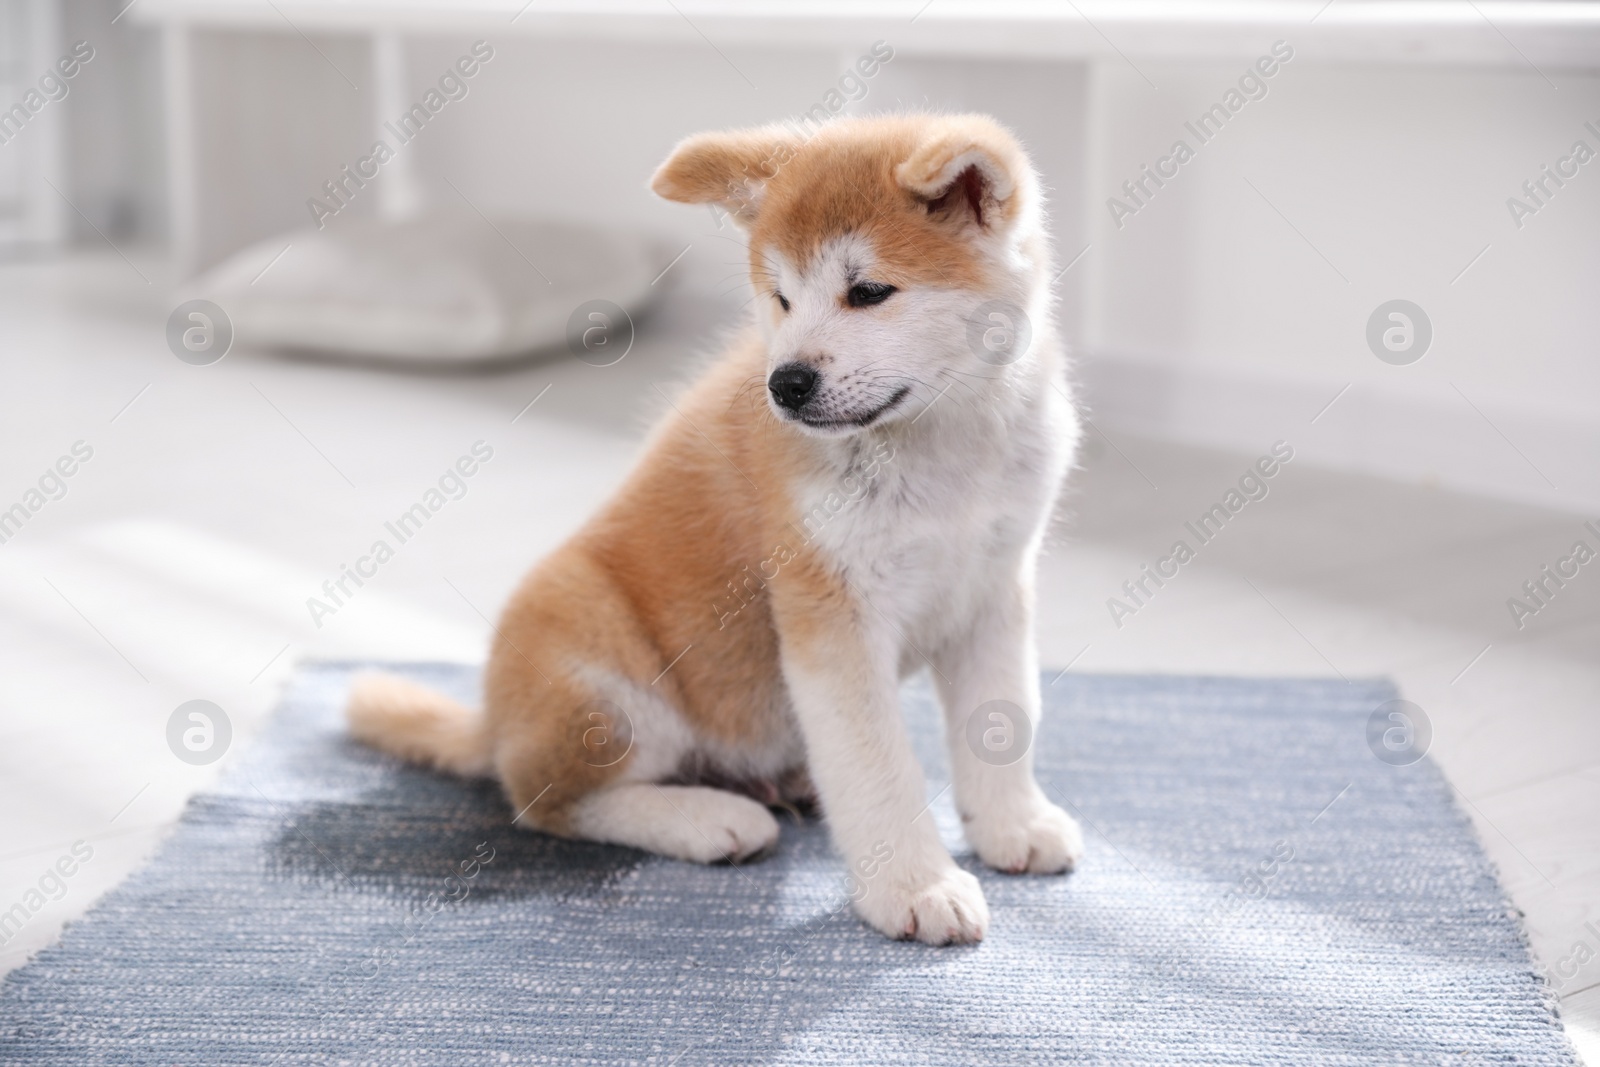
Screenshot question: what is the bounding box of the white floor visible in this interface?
[1,252,1596,1061]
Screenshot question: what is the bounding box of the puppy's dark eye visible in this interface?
[847,282,896,308]
[775,292,790,312]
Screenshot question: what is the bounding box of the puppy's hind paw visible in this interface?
[569,783,781,865]
[671,789,782,864]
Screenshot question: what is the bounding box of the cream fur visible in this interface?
[346,113,1083,945]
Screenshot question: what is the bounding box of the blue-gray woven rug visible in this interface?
[0,663,1576,1065]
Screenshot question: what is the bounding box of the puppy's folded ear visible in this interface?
[895,117,1029,231]
[651,125,805,227]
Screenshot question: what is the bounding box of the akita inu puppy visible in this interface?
[348,113,1083,944]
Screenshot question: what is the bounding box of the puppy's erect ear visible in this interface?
[895,117,1028,231]
[651,125,804,227]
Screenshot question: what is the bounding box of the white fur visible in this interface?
[571,784,780,863]
[747,203,1084,942]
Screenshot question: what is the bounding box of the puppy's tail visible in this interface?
[345,672,493,777]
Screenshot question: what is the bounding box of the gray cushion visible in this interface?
[194,215,666,365]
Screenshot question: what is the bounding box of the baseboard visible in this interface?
[1074,350,1600,516]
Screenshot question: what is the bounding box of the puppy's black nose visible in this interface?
[768,364,818,412]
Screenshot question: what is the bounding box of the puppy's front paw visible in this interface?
[966,800,1083,875]
[855,865,989,945]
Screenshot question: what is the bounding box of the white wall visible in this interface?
[88,24,1600,512]
[402,38,1088,317]
[1081,55,1600,513]
[185,28,372,272]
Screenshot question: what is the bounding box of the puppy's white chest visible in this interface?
[805,395,1069,639]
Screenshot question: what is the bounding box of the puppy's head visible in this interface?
[652,114,1046,436]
